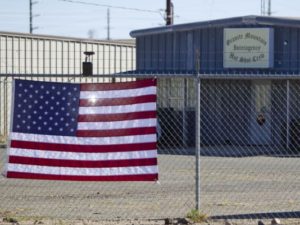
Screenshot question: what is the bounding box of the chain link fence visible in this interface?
[0,75,300,220]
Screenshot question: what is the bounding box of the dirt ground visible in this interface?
[0,147,300,223]
[0,217,300,225]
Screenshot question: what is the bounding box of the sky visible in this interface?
[0,0,299,40]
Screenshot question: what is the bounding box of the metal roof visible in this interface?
[130,15,300,37]
[0,31,135,47]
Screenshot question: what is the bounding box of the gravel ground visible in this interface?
[0,147,300,223]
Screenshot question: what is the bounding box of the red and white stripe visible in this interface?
[7,79,158,181]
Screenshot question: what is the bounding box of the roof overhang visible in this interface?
[130,15,300,37]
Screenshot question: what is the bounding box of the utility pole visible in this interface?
[29,0,39,33]
[107,8,110,40]
[166,0,174,25]
[261,0,266,15]
[267,0,272,16]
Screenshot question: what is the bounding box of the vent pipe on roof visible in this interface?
[166,0,174,25]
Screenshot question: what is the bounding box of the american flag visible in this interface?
[5,79,158,181]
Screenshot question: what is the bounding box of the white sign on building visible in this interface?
[223,28,274,68]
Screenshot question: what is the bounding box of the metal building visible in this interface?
[0,31,135,75]
[130,15,300,151]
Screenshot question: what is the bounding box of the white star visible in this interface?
[66,113,70,116]
[61,107,65,111]
[72,108,76,111]
[17,114,21,118]
[22,109,26,113]
[16,125,20,128]
[65,123,69,127]
[18,104,21,108]
[38,116,42,120]
[71,118,75,121]
[33,111,37,114]
[18,94,22,97]
[44,111,48,115]
[45,101,49,105]
[67,102,71,106]
[34,100,38,104]
[39,105,43,109]
[73,97,76,101]
[49,127,52,131]
[19,83,22,87]
[60,118,64,121]
[57,91,61,95]
[62,97,66,100]
[27,115,31,119]
[62,86,66,90]
[35,90,39,94]
[55,112,59,116]
[29,94,33,98]
[49,117,53,120]
[59,128,63,131]
[70,128,74,132]
[41,85,44,89]
[24,89,28,93]
[73,87,77,91]
[50,106,54,110]
[52,86,56,90]
[68,92,71,96]
[51,96,55,100]
[54,122,58,126]
[43,121,47,125]
[33,121,36,124]
[38,127,41,130]
[22,120,26,124]
[28,105,32,109]
[46,90,50,94]
[27,126,31,130]
[56,102,60,105]
[30,84,33,88]
[23,99,27,103]
[40,95,44,99]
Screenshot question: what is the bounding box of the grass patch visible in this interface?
[186,209,208,223]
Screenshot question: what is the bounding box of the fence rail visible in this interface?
[0,74,300,220]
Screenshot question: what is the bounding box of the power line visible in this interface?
[58,0,163,14]
[58,0,165,40]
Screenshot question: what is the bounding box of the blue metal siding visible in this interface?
[290,28,298,72]
[165,33,173,70]
[136,37,141,70]
[215,28,223,71]
[158,34,166,70]
[174,32,181,70]
[192,30,201,69]
[208,28,216,71]
[281,27,290,71]
[137,36,145,70]
[152,35,159,70]
[179,32,187,70]
[200,29,209,71]
[136,25,300,74]
[144,35,152,70]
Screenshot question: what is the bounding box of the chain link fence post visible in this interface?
[195,75,201,211]
[286,79,290,150]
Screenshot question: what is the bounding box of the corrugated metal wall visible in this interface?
[0,32,135,75]
[136,26,300,73]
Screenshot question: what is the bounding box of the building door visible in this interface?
[250,80,272,145]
